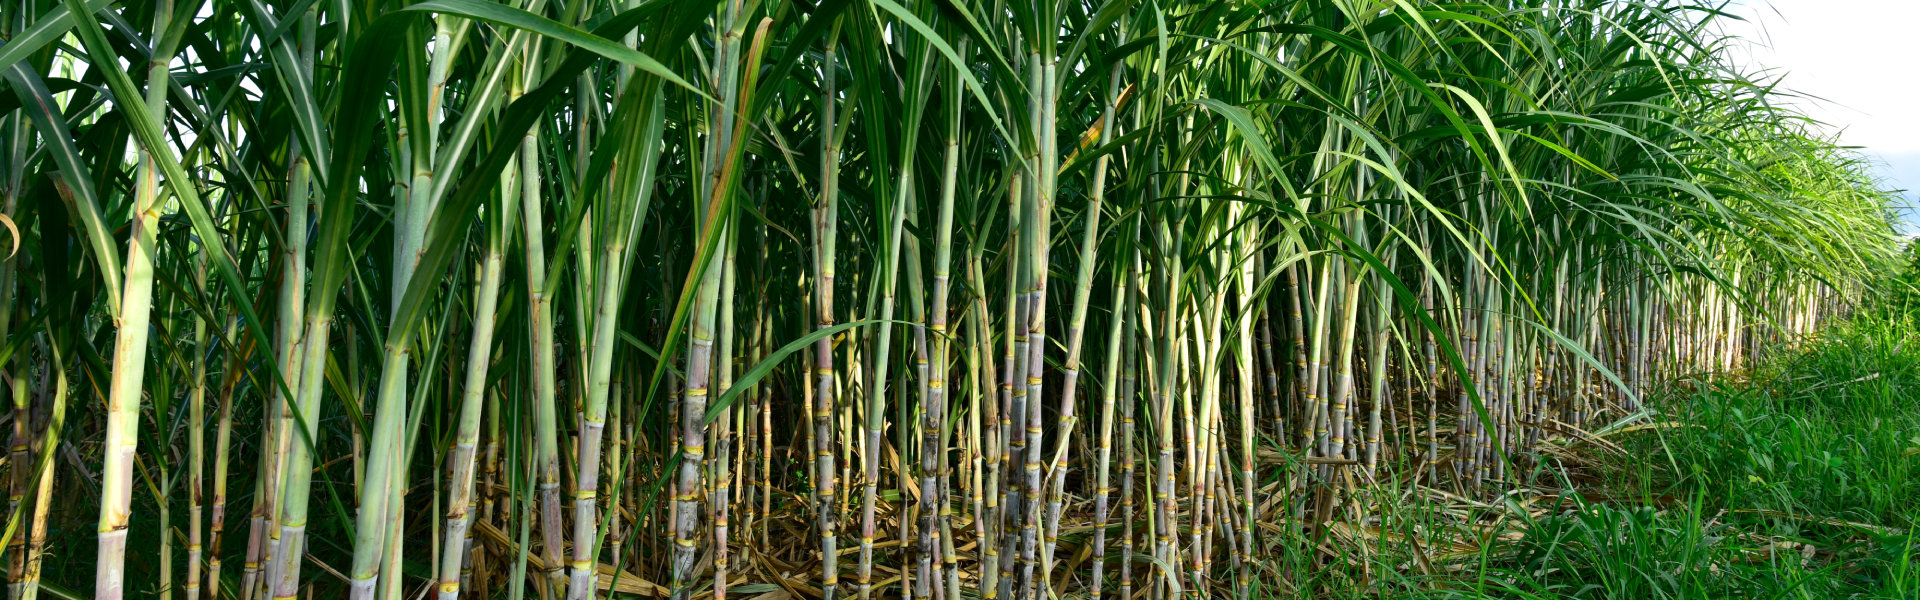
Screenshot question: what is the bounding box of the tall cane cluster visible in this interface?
[0,0,1899,598]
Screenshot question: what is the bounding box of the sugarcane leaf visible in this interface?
[1059,0,1142,90]
[423,0,683,211]
[253,0,324,47]
[1510,129,1618,181]
[1058,125,1153,180]
[400,0,709,102]
[387,0,678,352]
[747,0,854,116]
[1444,84,1530,206]
[703,318,908,425]
[1517,318,1638,408]
[240,0,332,183]
[1190,98,1284,184]
[929,0,1024,103]
[0,0,116,74]
[1,60,123,318]
[1139,552,1183,596]
[869,0,1017,150]
[0,76,89,116]
[618,332,685,379]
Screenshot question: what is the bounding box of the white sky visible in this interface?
[1720,0,1920,233]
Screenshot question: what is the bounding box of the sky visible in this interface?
[1719,0,1920,234]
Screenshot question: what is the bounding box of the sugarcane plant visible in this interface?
[0,0,1899,598]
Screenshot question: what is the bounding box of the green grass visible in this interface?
[1419,311,1920,599]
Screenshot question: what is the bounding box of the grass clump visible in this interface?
[1448,312,1920,599]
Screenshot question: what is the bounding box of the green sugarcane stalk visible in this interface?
[501,42,569,599]
[158,299,176,600]
[1040,61,1120,587]
[966,283,988,555]
[986,170,1020,600]
[436,152,523,600]
[917,44,965,600]
[186,256,208,600]
[1173,288,1198,599]
[1233,208,1258,599]
[1285,258,1309,457]
[261,12,322,597]
[1016,52,1058,600]
[673,211,728,600]
[3,193,22,600]
[969,242,1001,597]
[676,8,762,592]
[1304,257,1333,462]
[11,347,34,600]
[251,11,317,591]
[714,207,739,600]
[1119,244,1141,600]
[1151,206,1183,599]
[811,21,845,600]
[208,313,240,600]
[1091,214,1139,599]
[566,60,671,600]
[857,170,911,600]
[21,339,65,600]
[857,34,934,600]
[89,2,177,594]
[753,271,772,549]
[1419,227,1438,486]
[1192,264,1225,592]
[1364,251,1396,477]
[996,165,1029,600]
[343,253,415,600]
[385,12,465,599]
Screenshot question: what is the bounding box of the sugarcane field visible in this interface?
[0,0,1917,598]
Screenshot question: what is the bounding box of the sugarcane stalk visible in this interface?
[1304,257,1332,463]
[1016,52,1059,600]
[985,171,1019,600]
[1285,257,1309,454]
[811,21,845,600]
[1258,294,1282,445]
[566,62,670,600]
[673,216,728,600]
[91,3,177,595]
[1192,266,1225,593]
[261,14,325,597]
[1233,208,1258,599]
[1091,220,1139,600]
[676,7,767,590]
[255,8,321,593]
[1040,61,1120,588]
[755,307,772,549]
[4,254,22,600]
[435,155,521,600]
[714,209,738,600]
[917,45,965,600]
[496,42,569,598]
[208,313,240,600]
[186,257,208,600]
[1363,230,1399,478]
[21,342,64,600]
[857,171,912,600]
[1150,207,1183,598]
[996,165,1029,600]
